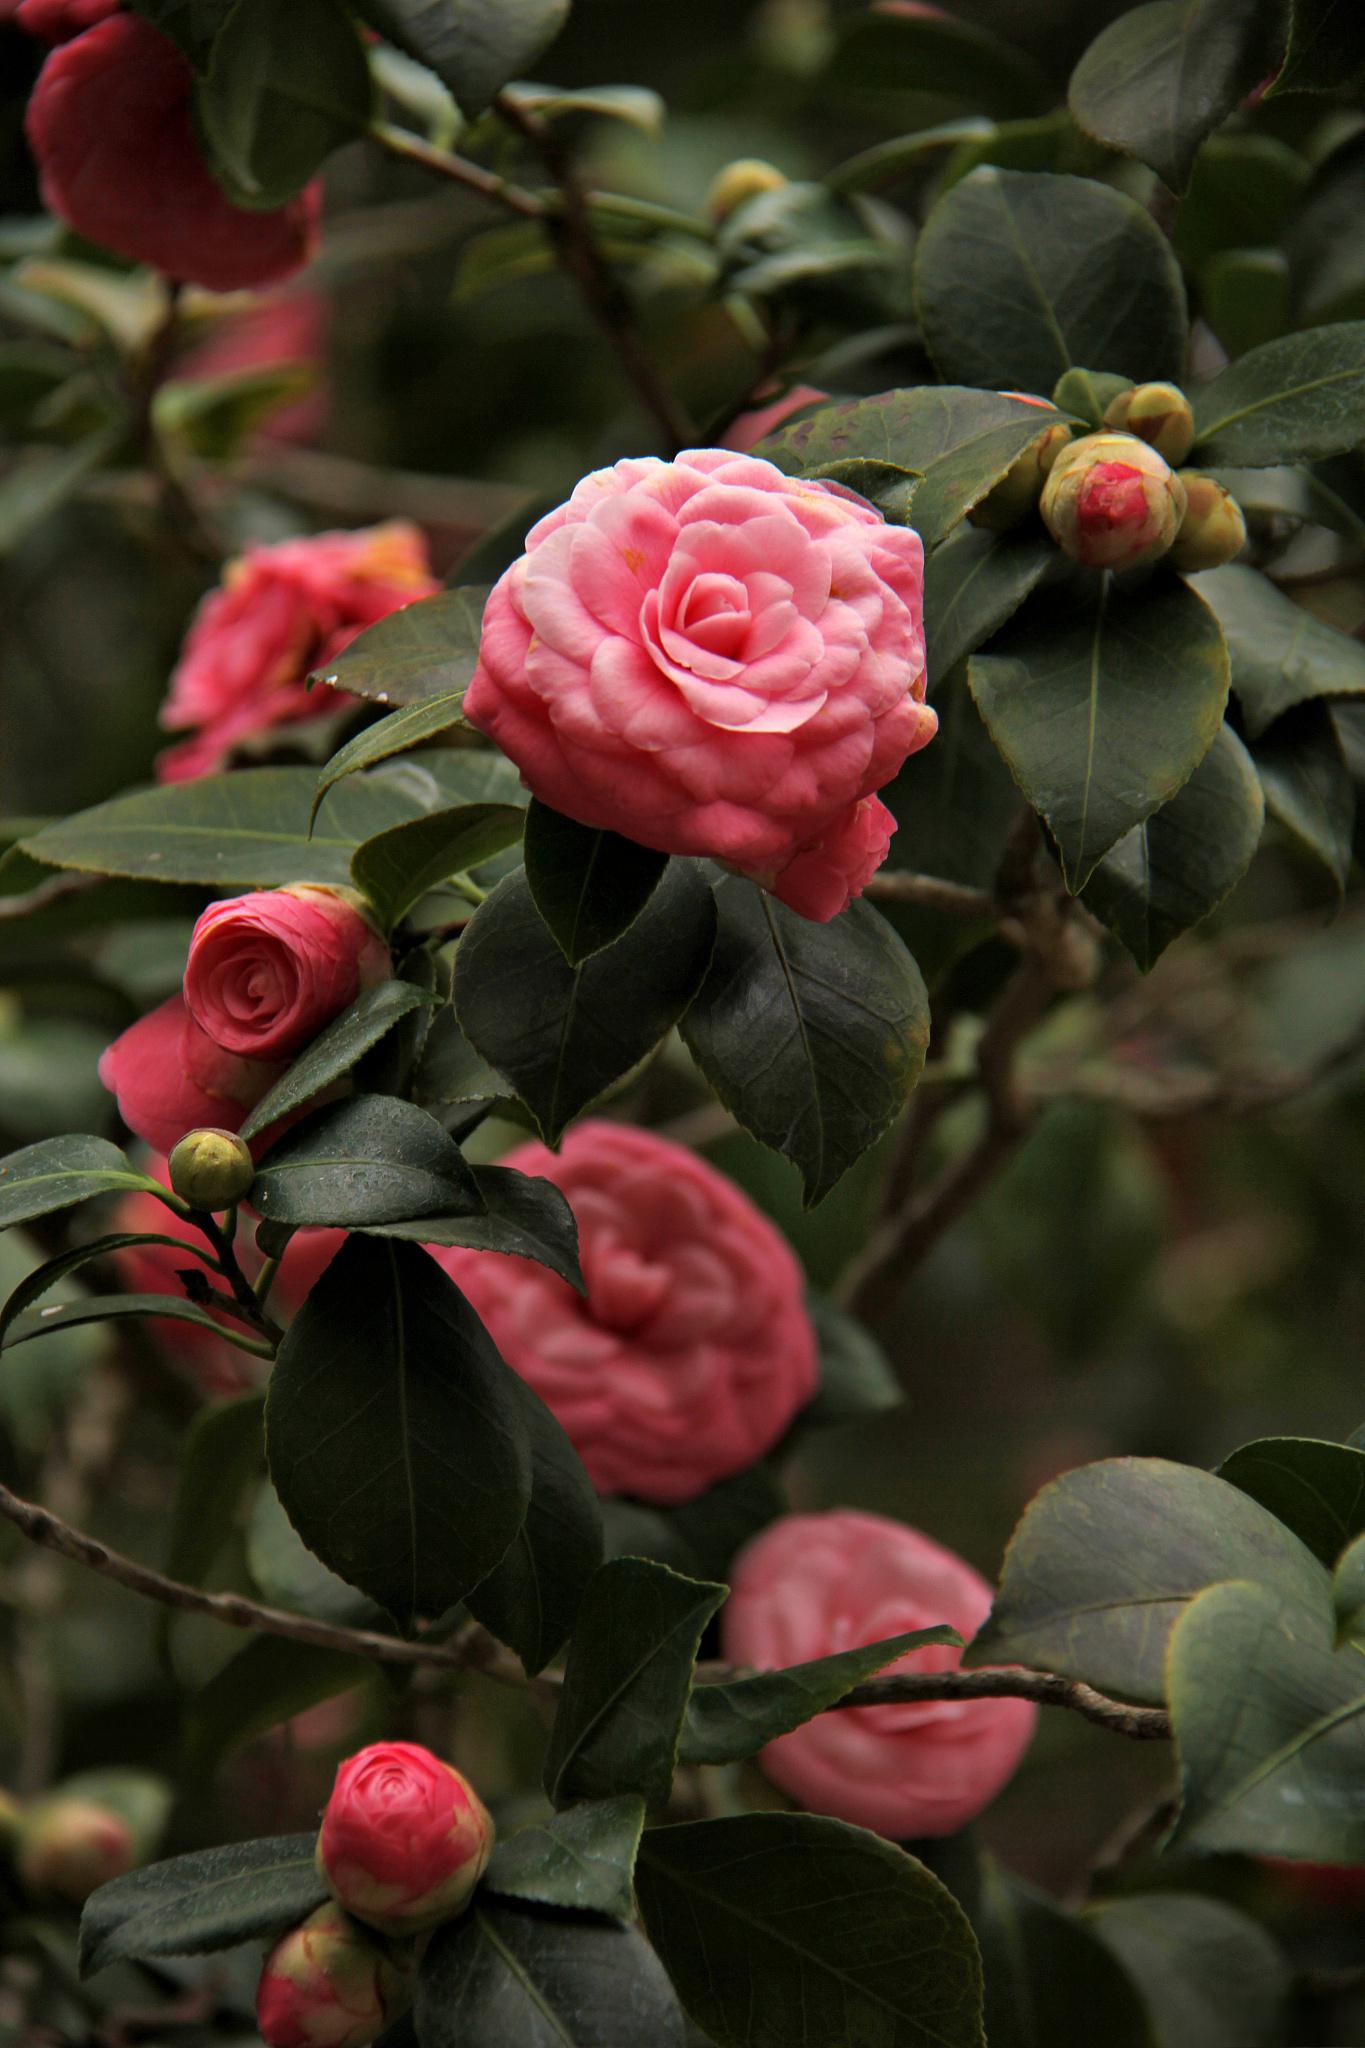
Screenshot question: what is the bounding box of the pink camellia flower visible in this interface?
[720,383,829,453]
[256,1902,403,2048]
[98,995,282,1156]
[183,886,390,1063]
[433,1121,819,1503]
[464,448,934,923]
[14,0,119,39]
[315,1743,494,1935]
[18,1798,134,1904]
[157,522,438,782]
[25,15,321,294]
[722,1509,1037,1839]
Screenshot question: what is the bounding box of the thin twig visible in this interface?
[861,871,994,917]
[833,1668,1169,1740]
[199,1215,284,1346]
[369,120,546,221]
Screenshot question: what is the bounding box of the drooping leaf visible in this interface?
[680,1625,962,1767]
[1087,1892,1291,2048]
[485,1796,646,1920]
[310,692,471,823]
[369,1163,583,1292]
[195,0,370,209]
[455,863,717,1145]
[913,168,1188,395]
[542,1558,726,1810]
[680,880,930,1207]
[636,1815,986,2048]
[415,1900,683,2048]
[522,801,670,966]
[1253,700,1355,891]
[969,1456,1332,1704]
[266,1238,531,1623]
[1191,321,1365,464]
[352,803,526,930]
[969,574,1229,890]
[355,0,571,115]
[0,1228,215,1347]
[2,1293,268,1354]
[1081,723,1264,968]
[922,524,1056,690]
[0,1135,167,1231]
[252,1095,483,1229]
[239,981,437,1140]
[79,1835,325,1976]
[1189,562,1365,737]
[1217,1436,1365,1566]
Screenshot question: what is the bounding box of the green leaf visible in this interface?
[164,1392,265,1590]
[1333,1532,1365,1637]
[1167,1579,1365,1861]
[310,692,470,824]
[196,0,371,208]
[352,802,526,930]
[1,1292,266,1354]
[1217,1436,1365,1566]
[1080,723,1264,968]
[184,1636,371,1780]
[455,863,717,1146]
[681,879,929,1207]
[973,1863,1154,2048]
[1189,562,1365,738]
[356,0,571,115]
[415,1901,683,2048]
[1067,0,1282,196]
[1253,700,1355,891]
[969,574,1230,890]
[522,802,670,966]
[252,1094,483,1229]
[79,1834,325,1977]
[369,1163,584,1292]
[0,1228,215,1348]
[246,1482,383,1625]
[311,586,491,707]
[1191,321,1365,464]
[0,1135,167,1231]
[1269,0,1365,93]
[679,1625,962,1768]
[152,363,316,462]
[636,1815,986,2048]
[412,1005,507,1110]
[465,1376,603,1675]
[922,524,1055,690]
[824,7,1049,123]
[485,1796,646,1920]
[803,1292,903,1425]
[0,422,124,555]
[913,168,1188,395]
[266,1237,531,1624]
[542,1558,726,1810]
[239,980,436,1140]
[970,1456,1332,1704]
[1087,1892,1291,2048]
[125,0,226,69]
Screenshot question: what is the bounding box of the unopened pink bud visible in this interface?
[256,1902,403,2048]
[1040,431,1187,571]
[1168,472,1248,571]
[19,1799,134,1904]
[315,1742,494,1935]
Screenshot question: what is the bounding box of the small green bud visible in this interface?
[168,1127,255,1210]
[706,158,789,222]
[969,417,1072,531]
[1040,430,1187,571]
[1168,472,1248,570]
[1102,381,1195,467]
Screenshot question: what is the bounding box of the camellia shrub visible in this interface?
[3,0,1365,2042]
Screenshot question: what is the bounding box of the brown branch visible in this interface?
[861,871,994,917]
[369,121,546,221]
[835,1668,1169,1740]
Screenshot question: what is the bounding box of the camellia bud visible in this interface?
[1040,431,1187,571]
[1168,472,1248,571]
[18,1798,134,1904]
[316,1742,494,1936]
[706,157,789,221]
[256,1902,405,2048]
[167,1127,256,1210]
[969,408,1072,531]
[1102,381,1196,466]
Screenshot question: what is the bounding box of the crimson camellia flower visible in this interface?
[722,1510,1037,1838]
[256,1901,403,2048]
[158,522,438,782]
[432,1121,819,1503]
[97,995,282,1156]
[14,0,119,38]
[315,1743,494,1935]
[24,14,322,294]
[464,447,934,923]
[183,886,389,1063]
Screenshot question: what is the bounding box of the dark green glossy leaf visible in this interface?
[195,0,370,209]
[369,1163,583,1292]
[183,1637,370,1780]
[913,168,1187,394]
[1191,321,1365,464]
[1068,0,1281,195]
[0,1228,214,1347]
[825,7,1049,122]
[975,1863,1154,2048]
[310,692,470,823]
[126,0,226,68]
[352,802,526,930]
[601,1466,786,1584]
[455,863,717,1146]
[411,1005,507,1109]
[1190,562,1365,738]
[969,574,1229,889]
[164,1392,265,1590]
[310,586,490,706]
[680,1625,961,1767]
[923,524,1055,690]
[239,981,436,1140]
[636,1815,986,2048]
[79,1834,325,1976]
[1253,699,1355,890]
[465,1376,602,1674]
[1168,1579,1365,1860]
[357,0,571,115]
[1087,1892,1290,2048]
[680,879,929,1207]
[543,1558,726,1810]
[2,1292,264,1353]
[1217,1436,1365,1566]
[1081,723,1263,968]
[266,1238,531,1623]
[523,801,670,966]
[416,1901,683,2048]
[0,1135,166,1230]
[970,1456,1331,1703]
[246,1482,384,1626]
[485,1796,645,1920]
[253,1094,483,1228]
[803,1292,903,1425]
